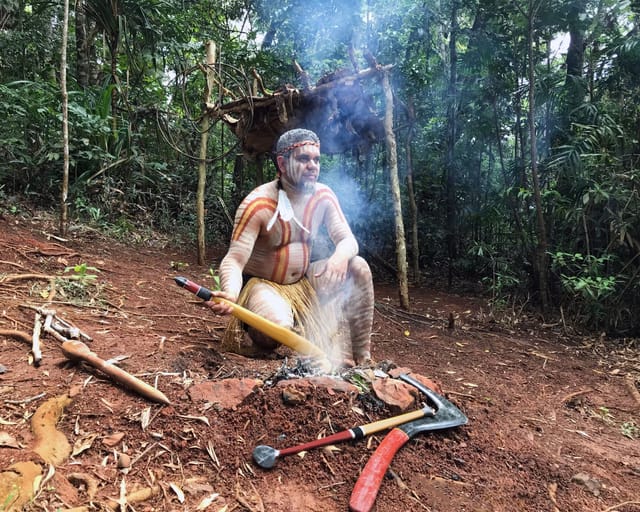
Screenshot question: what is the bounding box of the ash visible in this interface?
[265,357,327,386]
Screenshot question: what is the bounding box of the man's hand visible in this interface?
[314,254,349,292]
[204,290,237,316]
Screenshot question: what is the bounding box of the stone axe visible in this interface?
[349,373,468,512]
[252,374,452,469]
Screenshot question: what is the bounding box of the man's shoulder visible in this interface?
[313,183,338,197]
[311,183,340,204]
[242,181,278,204]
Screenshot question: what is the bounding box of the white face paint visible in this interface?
[279,143,320,195]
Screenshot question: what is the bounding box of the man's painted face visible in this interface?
[279,143,320,194]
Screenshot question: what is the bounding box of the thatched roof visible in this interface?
[209,65,391,159]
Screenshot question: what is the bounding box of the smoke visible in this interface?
[319,163,370,227]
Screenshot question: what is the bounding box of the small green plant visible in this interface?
[594,406,614,424]
[57,263,101,304]
[170,261,189,270]
[65,263,99,280]
[208,267,221,290]
[621,421,640,439]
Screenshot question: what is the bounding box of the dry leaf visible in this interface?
[103,432,125,447]
[169,482,185,503]
[140,407,151,430]
[177,414,210,426]
[195,493,220,510]
[351,406,365,416]
[72,432,98,456]
[0,431,20,448]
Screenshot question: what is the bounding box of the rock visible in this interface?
[386,368,444,395]
[188,378,263,410]
[117,452,131,469]
[372,378,417,412]
[275,376,359,396]
[281,387,307,405]
[571,472,602,496]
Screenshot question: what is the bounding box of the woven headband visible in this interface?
[277,140,320,156]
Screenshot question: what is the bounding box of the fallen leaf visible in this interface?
[177,414,210,426]
[195,493,220,510]
[102,432,125,447]
[170,482,185,503]
[72,432,98,456]
[140,407,151,430]
[0,431,20,448]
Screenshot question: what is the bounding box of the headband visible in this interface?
[276,140,320,156]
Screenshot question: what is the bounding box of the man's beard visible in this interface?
[300,180,316,195]
[283,174,316,195]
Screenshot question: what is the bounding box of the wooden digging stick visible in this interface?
[60,339,170,405]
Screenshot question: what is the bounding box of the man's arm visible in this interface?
[208,195,271,313]
[218,244,249,301]
[314,187,359,285]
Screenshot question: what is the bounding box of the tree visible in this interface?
[60,0,70,236]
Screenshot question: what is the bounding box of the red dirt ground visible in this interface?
[1,211,639,512]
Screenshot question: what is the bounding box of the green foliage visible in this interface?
[621,421,640,440]
[469,241,526,311]
[64,263,100,280]
[57,263,102,305]
[550,252,620,329]
[1,0,640,339]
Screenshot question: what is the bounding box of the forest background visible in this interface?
[0,0,639,337]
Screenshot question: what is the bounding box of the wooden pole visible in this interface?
[197,41,216,266]
[381,70,410,309]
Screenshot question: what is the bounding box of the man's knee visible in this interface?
[349,256,372,283]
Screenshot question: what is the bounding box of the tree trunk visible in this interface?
[197,41,216,266]
[59,0,70,237]
[525,0,551,312]
[560,0,586,138]
[445,1,459,288]
[381,70,410,310]
[110,32,118,138]
[405,97,420,284]
[75,0,89,88]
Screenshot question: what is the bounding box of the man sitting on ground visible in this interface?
[206,128,374,366]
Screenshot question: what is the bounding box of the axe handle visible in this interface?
[277,405,430,457]
[348,428,410,512]
[61,340,171,405]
